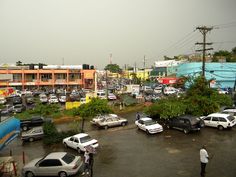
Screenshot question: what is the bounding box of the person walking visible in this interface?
[200,145,209,177]
[136,112,140,121]
[82,150,90,176]
[89,153,94,177]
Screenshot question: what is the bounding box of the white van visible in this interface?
[202,113,236,130]
[97,90,106,99]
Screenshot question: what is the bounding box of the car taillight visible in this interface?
[72,164,78,169]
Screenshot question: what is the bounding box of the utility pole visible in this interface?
[105,69,108,99]
[143,55,146,81]
[195,26,213,76]
[109,53,112,64]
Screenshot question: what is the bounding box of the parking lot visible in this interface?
[1,111,236,177]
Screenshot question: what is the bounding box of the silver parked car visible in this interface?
[22,152,82,177]
[21,126,44,142]
[96,116,128,129]
[90,114,118,125]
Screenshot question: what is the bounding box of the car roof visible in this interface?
[72,133,89,138]
[223,109,236,113]
[207,113,230,118]
[28,126,43,132]
[45,152,67,159]
[140,117,152,121]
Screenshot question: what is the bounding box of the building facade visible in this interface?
[0,64,96,91]
[177,62,236,88]
[151,60,187,79]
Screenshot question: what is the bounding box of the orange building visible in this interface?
[0,65,95,91]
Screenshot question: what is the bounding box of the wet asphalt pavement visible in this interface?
[1,111,236,177]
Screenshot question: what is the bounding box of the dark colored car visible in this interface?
[13,104,26,113]
[12,96,22,105]
[20,116,52,131]
[166,115,205,134]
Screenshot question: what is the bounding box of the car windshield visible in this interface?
[61,153,75,164]
[227,116,235,122]
[80,135,92,143]
[144,120,156,126]
[189,117,200,124]
[14,105,22,108]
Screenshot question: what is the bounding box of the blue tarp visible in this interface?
[0,117,20,151]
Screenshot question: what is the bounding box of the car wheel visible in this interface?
[26,171,34,177]
[104,125,109,130]
[218,125,224,131]
[59,171,67,177]
[22,126,28,131]
[29,137,34,142]
[77,148,81,154]
[64,143,68,148]
[146,130,150,134]
[183,128,189,134]
[121,122,126,126]
[199,120,205,128]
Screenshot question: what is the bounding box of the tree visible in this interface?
[185,76,232,115]
[145,76,233,118]
[130,73,141,84]
[232,46,236,55]
[144,96,186,119]
[173,76,189,89]
[104,64,122,73]
[74,98,113,132]
[213,50,232,62]
[16,61,22,66]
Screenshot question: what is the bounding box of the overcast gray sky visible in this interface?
[0,0,236,69]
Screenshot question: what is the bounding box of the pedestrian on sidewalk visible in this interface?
[82,150,90,176]
[136,112,140,121]
[200,145,209,177]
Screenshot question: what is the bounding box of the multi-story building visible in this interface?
[0,64,96,91]
[123,68,152,81]
[150,60,187,79]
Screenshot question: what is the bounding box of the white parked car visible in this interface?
[154,86,162,94]
[63,133,99,153]
[39,95,48,103]
[202,113,236,130]
[135,117,163,134]
[0,97,7,104]
[59,95,67,103]
[163,87,177,95]
[22,152,82,177]
[48,95,59,104]
[108,93,117,100]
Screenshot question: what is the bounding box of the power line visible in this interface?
[157,30,197,57]
[213,40,236,44]
[213,21,236,28]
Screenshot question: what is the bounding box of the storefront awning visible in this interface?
[158,77,178,84]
